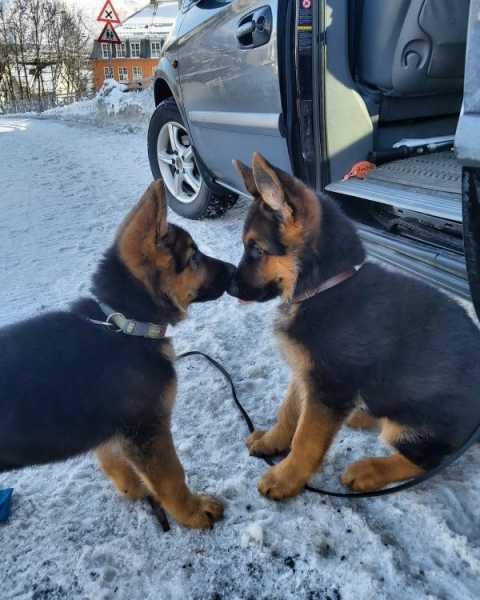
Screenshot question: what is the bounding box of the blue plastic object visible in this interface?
[0,488,13,523]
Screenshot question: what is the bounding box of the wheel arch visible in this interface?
[154,77,174,106]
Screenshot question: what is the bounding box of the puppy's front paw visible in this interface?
[341,458,385,492]
[258,464,304,500]
[180,494,224,529]
[246,430,267,453]
[246,430,280,457]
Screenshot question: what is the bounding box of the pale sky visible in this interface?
[66,0,147,34]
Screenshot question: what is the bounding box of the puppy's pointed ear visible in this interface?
[146,179,168,240]
[118,179,170,267]
[252,152,292,222]
[233,159,257,196]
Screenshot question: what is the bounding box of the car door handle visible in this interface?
[237,6,272,49]
[236,21,256,40]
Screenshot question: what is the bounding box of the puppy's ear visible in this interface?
[118,180,170,274]
[233,159,257,196]
[252,152,292,222]
[146,179,168,240]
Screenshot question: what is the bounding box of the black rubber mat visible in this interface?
[366,151,461,195]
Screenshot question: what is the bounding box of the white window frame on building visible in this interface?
[118,66,129,82]
[132,66,143,80]
[130,41,141,58]
[117,42,127,58]
[104,66,113,79]
[151,40,162,58]
[101,43,111,59]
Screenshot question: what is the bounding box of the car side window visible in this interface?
[181,0,231,14]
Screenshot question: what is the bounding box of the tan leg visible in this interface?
[346,408,378,430]
[97,438,147,500]
[341,453,424,492]
[123,425,223,529]
[246,379,302,457]
[258,385,346,500]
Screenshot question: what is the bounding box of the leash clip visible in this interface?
[105,311,124,333]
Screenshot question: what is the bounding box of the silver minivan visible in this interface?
[147,0,480,318]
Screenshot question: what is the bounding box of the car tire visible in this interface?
[147,98,237,219]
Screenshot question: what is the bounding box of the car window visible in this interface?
[181,0,231,14]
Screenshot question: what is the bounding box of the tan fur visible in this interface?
[279,218,306,248]
[160,263,206,312]
[252,152,292,221]
[118,181,171,297]
[262,254,298,299]
[233,159,258,196]
[247,332,309,458]
[100,378,222,529]
[277,332,313,373]
[246,377,302,456]
[122,425,223,529]
[97,438,147,500]
[257,391,344,500]
[380,418,419,445]
[347,408,378,430]
[341,454,424,492]
[117,180,210,315]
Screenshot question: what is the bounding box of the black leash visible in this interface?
[178,351,480,499]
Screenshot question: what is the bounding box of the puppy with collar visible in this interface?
[228,153,480,499]
[0,181,234,528]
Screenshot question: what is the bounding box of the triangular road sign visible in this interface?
[96,0,121,25]
[97,22,122,44]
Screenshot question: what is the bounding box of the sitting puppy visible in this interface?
[0,181,234,528]
[229,153,480,498]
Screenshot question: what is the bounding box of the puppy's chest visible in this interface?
[275,305,313,373]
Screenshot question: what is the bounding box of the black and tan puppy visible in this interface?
[0,181,234,528]
[229,152,480,499]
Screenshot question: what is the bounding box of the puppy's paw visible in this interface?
[180,494,224,529]
[258,465,304,500]
[341,458,386,492]
[246,430,267,453]
[246,430,288,457]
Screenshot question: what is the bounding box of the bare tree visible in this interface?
[0,0,90,112]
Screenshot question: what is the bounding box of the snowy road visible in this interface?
[1,117,479,600]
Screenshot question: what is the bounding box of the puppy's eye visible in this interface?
[249,243,265,260]
[190,248,201,268]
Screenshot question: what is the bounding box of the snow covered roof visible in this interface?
[116,2,177,39]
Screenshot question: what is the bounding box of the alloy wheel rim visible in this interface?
[157,121,202,204]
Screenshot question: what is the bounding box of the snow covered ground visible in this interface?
[1,116,480,600]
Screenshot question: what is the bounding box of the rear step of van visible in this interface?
[327,152,462,223]
[358,225,469,300]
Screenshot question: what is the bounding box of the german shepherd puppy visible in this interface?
[229,153,480,499]
[0,181,234,528]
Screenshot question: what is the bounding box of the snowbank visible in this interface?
[38,80,155,131]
